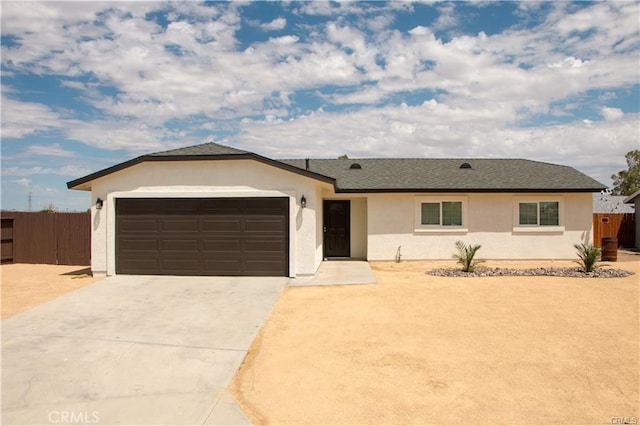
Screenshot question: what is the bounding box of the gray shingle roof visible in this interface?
[149,142,248,156]
[279,158,605,192]
[68,142,606,192]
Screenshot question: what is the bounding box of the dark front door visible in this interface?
[116,197,289,276]
[324,200,350,258]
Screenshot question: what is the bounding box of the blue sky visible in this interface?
[2,1,639,211]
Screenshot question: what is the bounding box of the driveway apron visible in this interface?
[2,275,286,425]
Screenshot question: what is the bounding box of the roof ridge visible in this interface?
[149,141,248,156]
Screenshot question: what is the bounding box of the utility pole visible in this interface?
[28,192,32,211]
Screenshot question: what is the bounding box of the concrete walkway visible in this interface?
[2,275,286,425]
[288,261,377,286]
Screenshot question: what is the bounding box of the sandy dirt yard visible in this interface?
[231,254,639,425]
[1,264,102,319]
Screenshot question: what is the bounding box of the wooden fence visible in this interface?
[593,213,635,249]
[0,212,90,265]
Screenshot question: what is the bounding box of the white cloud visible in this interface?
[295,2,363,17]
[601,107,625,121]
[547,57,588,69]
[63,119,193,153]
[26,143,76,158]
[366,14,395,32]
[409,26,430,36]
[262,17,286,31]
[0,96,63,139]
[13,178,31,187]
[269,35,299,45]
[432,3,458,32]
[2,165,92,177]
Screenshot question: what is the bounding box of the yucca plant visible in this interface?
[574,243,601,273]
[453,240,484,272]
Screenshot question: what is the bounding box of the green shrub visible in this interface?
[453,240,484,272]
[574,243,601,273]
[40,202,57,213]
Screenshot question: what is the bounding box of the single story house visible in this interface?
[67,142,606,277]
[624,190,640,248]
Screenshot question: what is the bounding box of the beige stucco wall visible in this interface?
[350,198,368,259]
[367,192,594,260]
[89,159,328,276]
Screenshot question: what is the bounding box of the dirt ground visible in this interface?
[1,264,102,319]
[231,254,639,425]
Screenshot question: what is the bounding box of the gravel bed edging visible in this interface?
[427,266,635,278]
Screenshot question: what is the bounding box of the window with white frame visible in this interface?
[415,197,467,231]
[518,201,559,226]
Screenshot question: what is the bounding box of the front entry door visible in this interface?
[324,200,350,258]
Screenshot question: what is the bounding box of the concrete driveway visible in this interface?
[2,274,286,425]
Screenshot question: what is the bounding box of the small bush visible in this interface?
[574,243,601,273]
[40,202,57,213]
[453,240,484,272]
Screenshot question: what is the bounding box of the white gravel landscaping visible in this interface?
[427,266,635,278]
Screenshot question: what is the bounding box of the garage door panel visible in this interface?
[201,198,242,213]
[160,199,199,213]
[202,218,242,233]
[161,218,199,232]
[244,218,286,233]
[244,198,288,214]
[244,239,286,252]
[160,259,200,272]
[118,199,156,214]
[202,239,242,252]
[202,259,242,275]
[160,239,199,252]
[119,258,159,274]
[116,197,289,276]
[118,238,158,252]
[119,218,158,232]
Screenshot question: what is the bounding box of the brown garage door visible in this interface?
[116,198,289,276]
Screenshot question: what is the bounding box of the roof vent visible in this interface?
[459,162,472,169]
[349,163,362,169]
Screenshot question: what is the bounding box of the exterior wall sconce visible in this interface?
[300,195,307,208]
[96,198,104,210]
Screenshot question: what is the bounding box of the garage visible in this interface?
[115,197,289,276]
